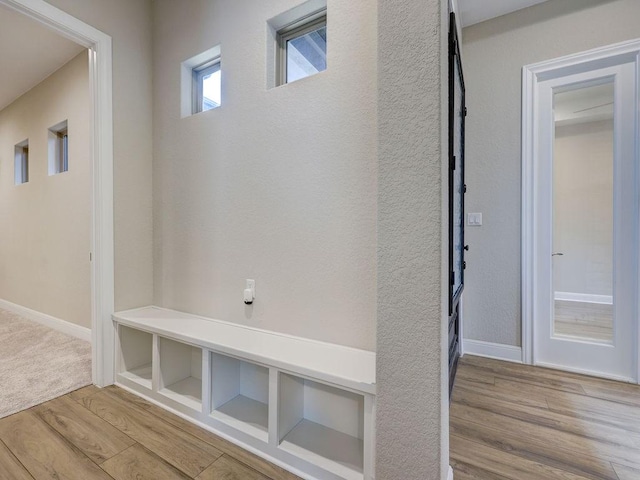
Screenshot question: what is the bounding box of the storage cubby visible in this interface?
[118,325,153,388]
[158,337,202,410]
[210,353,269,441]
[279,373,365,479]
[113,307,376,479]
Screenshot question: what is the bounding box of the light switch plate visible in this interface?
[468,213,482,226]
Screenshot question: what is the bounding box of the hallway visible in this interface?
[451,355,640,479]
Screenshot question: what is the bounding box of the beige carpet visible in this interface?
[0,308,91,418]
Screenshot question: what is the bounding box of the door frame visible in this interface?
[0,0,115,387]
[522,38,640,381]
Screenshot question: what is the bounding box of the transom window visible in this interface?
[48,120,69,175]
[193,59,221,113]
[14,140,29,185]
[277,12,327,85]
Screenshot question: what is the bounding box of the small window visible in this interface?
[14,140,29,185]
[193,59,221,113]
[277,12,327,85]
[48,120,68,175]
[181,45,222,118]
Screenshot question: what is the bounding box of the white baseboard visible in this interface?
[554,291,612,305]
[0,298,91,342]
[463,339,522,363]
[448,465,454,480]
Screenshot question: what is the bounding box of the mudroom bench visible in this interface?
[113,306,376,480]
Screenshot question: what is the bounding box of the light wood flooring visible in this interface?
[451,355,640,480]
[554,300,613,343]
[0,385,301,480]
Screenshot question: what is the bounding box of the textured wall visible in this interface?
[462,0,640,346]
[47,0,154,312]
[0,53,90,327]
[152,0,378,350]
[376,0,448,477]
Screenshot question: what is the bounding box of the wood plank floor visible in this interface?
[451,355,640,480]
[0,385,301,480]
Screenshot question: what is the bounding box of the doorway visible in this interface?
[523,41,640,382]
[0,0,115,387]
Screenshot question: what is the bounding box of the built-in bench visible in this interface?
[113,306,376,480]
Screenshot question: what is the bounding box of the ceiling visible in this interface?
[0,4,85,112]
[555,82,614,127]
[458,0,551,27]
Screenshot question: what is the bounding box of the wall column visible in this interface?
[376,0,449,478]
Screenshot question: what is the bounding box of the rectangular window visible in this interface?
[14,140,29,185]
[277,12,327,85]
[48,120,69,175]
[181,45,221,118]
[193,59,221,114]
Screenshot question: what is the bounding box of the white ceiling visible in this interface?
[555,82,614,127]
[0,4,85,111]
[458,0,551,27]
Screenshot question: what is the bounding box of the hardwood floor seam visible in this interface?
[211,452,276,480]
[453,394,640,451]
[0,410,116,479]
[0,386,298,480]
[98,442,138,466]
[83,390,223,477]
[450,433,590,480]
[0,437,36,480]
[101,386,298,480]
[101,442,193,480]
[451,355,640,480]
[451,412,619,479]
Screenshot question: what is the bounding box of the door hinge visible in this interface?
[463,184,467,194]
[463,261,467,270]
[464,107,468,117]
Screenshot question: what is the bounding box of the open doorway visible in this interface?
[0,2,92,417]
[0,0,115,389]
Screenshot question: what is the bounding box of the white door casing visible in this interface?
[523,40,640,382]
[0,0,115,386]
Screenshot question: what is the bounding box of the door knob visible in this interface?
[552,252,564,256]
[464,245,469,251]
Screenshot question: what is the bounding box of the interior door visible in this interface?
[448,11,466,396]
[534,62,637,381]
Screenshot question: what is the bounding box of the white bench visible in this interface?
[113,306,376,480]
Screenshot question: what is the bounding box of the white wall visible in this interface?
[377,0,449,477]
[461,0,640,346]
[47,0,154,312]
[0,53,90,327]
[152,0,378,350]
[553,119,613,297]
